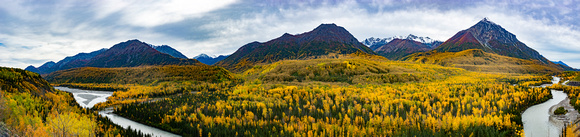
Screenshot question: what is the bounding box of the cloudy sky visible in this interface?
[1,0,579,69]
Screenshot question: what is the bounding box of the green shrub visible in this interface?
[554,107,567,115]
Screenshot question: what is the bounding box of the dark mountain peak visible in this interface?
[84,40,200,68]
[274,33,298,42]
[282,33,293,37]
[25,65,36,69]
[25,61,57,74]
[127,39,142,43]
[24,65,40,73]
[103,40,167,57]
[117,39,144,46]
[299,23,359,44]
[468,18,517,45]
[215,23,375,71]
[151,45,188,59]
[40,61,56,68]
[310,23,347,35]
[312,23,339,31]
[435,18,550,64]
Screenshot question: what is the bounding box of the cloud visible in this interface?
[93,0,239,27]
[0,0,579,69]
[179,0,580,67]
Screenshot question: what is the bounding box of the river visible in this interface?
[521,77,567,137]
[55,87,180,137]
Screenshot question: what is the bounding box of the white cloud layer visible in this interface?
[0,0,579,69]
[94,0,238,27]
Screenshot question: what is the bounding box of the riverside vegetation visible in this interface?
[547,71,580,137]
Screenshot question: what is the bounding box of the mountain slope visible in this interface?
[85,40,200,67]
[193,54,229,65]
[435,18,549,64]
[403,49,562,73]
[0,67,54,96]
[374,39,433,60]
[242,56,464,85]
[151,45,188,59]
[215,23,375,72]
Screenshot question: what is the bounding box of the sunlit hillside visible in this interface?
[402,49,563,74]
[0,67,149,136]
[242,53,464,85]
[102,57,553,136]
[45,65,233,84]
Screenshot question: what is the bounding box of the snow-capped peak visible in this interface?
[479,17,498,26]
[405,34,435,44]
[362,34,442,47]
[193,53,215,59]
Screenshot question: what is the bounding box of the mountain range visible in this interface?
[26,40,198,74]
[362,34,443,50]
[25,18,578,75]
[373,39,435,60]
[214,23,375,72]
[26,48,107,75]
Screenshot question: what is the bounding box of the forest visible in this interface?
[115,72,552,136]
[88,57,555,137]
[2,54,573,137]
[0,67,153,136]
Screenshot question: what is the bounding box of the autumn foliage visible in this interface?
[107,59,553,136]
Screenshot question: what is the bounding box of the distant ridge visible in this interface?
[552,61,570,67]
[193,54,229,65]
[85,40,199,67]
[551,61,579,71]
[362,34,443,50]
[215,23,375,71]
[373,39,434,60]
[26,40,200,74]
[26,48,106,74]
[150,45,188,59]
